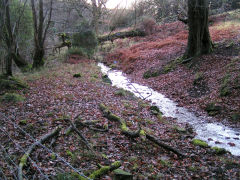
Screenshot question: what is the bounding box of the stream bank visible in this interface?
[99,63,240,156]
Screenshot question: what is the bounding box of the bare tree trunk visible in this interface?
[91,0,99,34]
[185,0,213,58]
[1,0,30,75]
[5,51,13,76]
[31,0,53,69]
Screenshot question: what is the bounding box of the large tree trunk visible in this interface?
[5,52,13,76]
[185,0,213,58]
[32,47,45,69]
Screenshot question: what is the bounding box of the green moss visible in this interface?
[192,139,209,147]
[20,153,29,166]
[231,113,240,121]
[66,150,74,157]
[205,102,221,116]
[109,113,121,122]
[113,169,132,176]
[102,74,112,84]
[121,122,129,132]
[89,162,122,179]
[160,159,171,167]
[115,89,126,96]
[188,166,198,172]
[65,128,72,136]
[51,153,57,160]
[0,75,28,91]
[101,154,108,159]
[220,74,231,96]
[173,126,187,133]
[1,93,25,103]
[19,119,28,125]
[89,166,109,179]
[143,69,159,79]
[193,72,204,85]
[66,47,88,57]
[145,119,155,125]
[139,130,145,136]
[211,147,227,155]
[103,124,108,130]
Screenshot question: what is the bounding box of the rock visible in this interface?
[231,113,240,121]
[175,126,187,133]
[73,73,81,78]
[113,169,133,180]
[211,147,227,155]
[205,102,221,116]
[102,75,112,84]
[150,106,162,115]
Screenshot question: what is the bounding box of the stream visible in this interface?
[99,63,240,156]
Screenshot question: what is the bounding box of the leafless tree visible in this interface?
[1,0,29,76]
[31,0,53,69]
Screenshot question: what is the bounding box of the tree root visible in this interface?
[18,127,61,180]
[99,103,185,158]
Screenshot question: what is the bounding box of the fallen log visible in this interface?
[89,161,121,179]
[99,103,185,158]
[98,29,146,43]
[18,127,61,180]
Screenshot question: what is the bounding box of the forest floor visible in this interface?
[0,10,240,180]
[104,9,240,129]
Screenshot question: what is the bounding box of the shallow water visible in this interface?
[99,63,240,156]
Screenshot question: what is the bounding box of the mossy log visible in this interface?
[89,161,121,179]
[98,29,146,43]
[99,103,185,158]
[99,103,140,138]
[18,127,61,180]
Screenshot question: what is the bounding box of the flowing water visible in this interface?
[99,63,240,156]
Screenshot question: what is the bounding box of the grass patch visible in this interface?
[220,74,231,96]
[115,89,127,96]
[66,47,88,57]
[0,75,28,91]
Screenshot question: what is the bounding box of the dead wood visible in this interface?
[98,29,146,43]
[18,127,61,180]
[99,103,185,158]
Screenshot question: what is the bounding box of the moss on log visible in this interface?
[98,29,146,43]
[99,103,185,157]
[89,161,121,179]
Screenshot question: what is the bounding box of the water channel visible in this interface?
[99,63,240,156]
